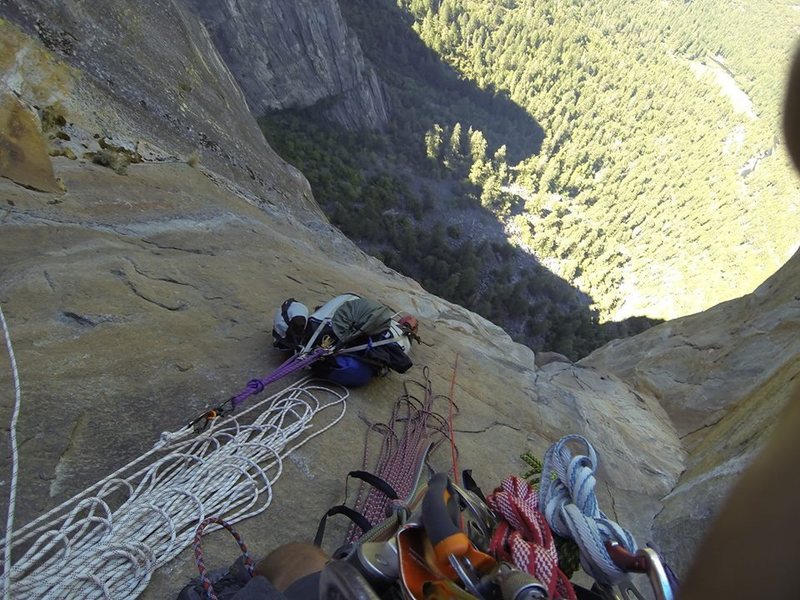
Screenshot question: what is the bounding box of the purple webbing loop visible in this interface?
[247,379,266,394]
[229,348,327,409]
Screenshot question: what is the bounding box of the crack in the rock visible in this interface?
[125,280,187,311]
[4,208,135,235]
[140,238,215,255]
[455,421,523,434]
[43,270,56,292]
[17,435,36,449]
[4,209,224,256]
[49,412,89,497]
[223,335,251,342]
[61,311,97,327]
[50,413,86,475]
[571,369,588,390]
[285,274,304,285]
[604,480,620,522]
[681,338,723,352]
[679,417,724,440]
[127,258,195,287]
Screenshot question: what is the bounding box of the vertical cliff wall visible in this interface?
[0,4,686,596]
[184,0,389,130]
[582,250,800,574]
[1,0,321,218]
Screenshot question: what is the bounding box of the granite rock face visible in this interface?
[582,254,800,574]
[0,157,683,598]
[185,0,389,129]
[0,0,320,218]
[0,92,61,192]
[0,1,797,597]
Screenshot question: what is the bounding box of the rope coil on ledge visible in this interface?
[1,374,348,599]
[539,434,637,586]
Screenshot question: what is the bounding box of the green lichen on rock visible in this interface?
[49,146,76,160]
[85,148,131,175]
[40,104,67,132]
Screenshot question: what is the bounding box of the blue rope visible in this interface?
[539,435,637,585]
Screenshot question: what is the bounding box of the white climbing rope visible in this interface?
[0,361,348,598]
[539,434,638,585]
[0,304,22,600]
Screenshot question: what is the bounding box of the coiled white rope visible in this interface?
[0,305,22,600]
[539,434,637,585]
[0,317,348,600]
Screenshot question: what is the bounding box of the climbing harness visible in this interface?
[0,373,348,599]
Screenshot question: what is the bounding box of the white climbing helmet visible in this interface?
[273,298,309,338]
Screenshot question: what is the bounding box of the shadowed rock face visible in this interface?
[0,0,320,218]
[0,1,796,596]
[582,254,800,574]
[185,0,389,130]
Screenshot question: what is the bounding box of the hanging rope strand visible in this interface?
[0,304,22,600]
[447,353,460,486]
[347,368,452,542]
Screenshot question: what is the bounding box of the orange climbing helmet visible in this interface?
[398,315,419,336]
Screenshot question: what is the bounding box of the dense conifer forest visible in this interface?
[261,0,800,359]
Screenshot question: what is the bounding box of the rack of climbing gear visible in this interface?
[315,428,679,600]
[174,358,682,600]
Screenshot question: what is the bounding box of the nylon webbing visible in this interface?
[230,347,327,408]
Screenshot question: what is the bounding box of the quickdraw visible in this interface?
[186,346,331,433]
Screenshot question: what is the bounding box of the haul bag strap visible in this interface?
[314,506,372,547]
[314,471,399,547]
[348,470,399,501]
[336,336,406,355]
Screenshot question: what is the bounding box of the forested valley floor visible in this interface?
[261,0,800,360]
